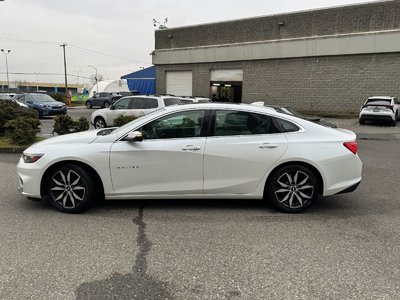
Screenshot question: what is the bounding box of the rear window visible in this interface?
[163,98,182,107]
[366,99,391,106]
[275,118,300,132]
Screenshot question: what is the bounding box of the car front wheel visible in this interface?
[266,164,318,213]
[86,101,92,109]
[46,164,94,213]
[94,117,106,129]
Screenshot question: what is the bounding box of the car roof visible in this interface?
[368,96,394,100]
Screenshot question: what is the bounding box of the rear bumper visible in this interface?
[359,112,394,122]
[334,180,361,194]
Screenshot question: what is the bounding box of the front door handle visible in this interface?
[259,143,277,149]
[182,145,201,151]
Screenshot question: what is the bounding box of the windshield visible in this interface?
[31,94,57,103]
[0,94,12,100]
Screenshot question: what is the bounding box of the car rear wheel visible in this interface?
[94,117,106,129]
[266,164,318,213]
[103,101,110,108]
[46,164,94,213]
[359,118,365,125]
[86,101,92,109]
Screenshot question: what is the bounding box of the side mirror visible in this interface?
[109,105,115,110]
[122,131,143,142]
[26,100,33,104]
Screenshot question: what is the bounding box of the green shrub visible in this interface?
[113,115,137,127]
[5,117,40,145]
[48,93,67,104]
[0,101,39,136]
[74,116,89,132]
[53,115,90,135]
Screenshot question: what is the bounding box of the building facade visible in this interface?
[153,0,400,115]
[0,81,83,94]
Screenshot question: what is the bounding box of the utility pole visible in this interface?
[60,43,68,96]
[74,70,82,100]
[1,49,11,91]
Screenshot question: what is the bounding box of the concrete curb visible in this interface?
[0,146,26,154]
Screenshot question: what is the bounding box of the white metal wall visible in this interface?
[166,71,192,96]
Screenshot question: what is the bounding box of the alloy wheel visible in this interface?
[95,118,105,129]
[50,169,86,209]
[274,170,314,209]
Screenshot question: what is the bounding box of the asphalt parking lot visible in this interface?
[1,108,400,299]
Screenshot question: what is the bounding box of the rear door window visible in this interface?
[142,98,158,109]
[164,98,182,107]
[213,110,281,136]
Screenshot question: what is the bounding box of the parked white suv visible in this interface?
[359,96,399,126]
[91,95,182,128]
[179,96,211,103]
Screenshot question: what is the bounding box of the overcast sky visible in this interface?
[0,0,381,86]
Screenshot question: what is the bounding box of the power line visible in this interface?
[0,36,149,63]
[0,37,59,45]
[68,44,147,63]
[0,71,91,79]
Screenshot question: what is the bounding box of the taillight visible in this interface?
[384,105,394,112]
[343,141,358,155]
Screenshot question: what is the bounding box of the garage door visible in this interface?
[166,71,192,96]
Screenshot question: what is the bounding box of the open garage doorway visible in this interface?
[210,81,242,103]
[210,69,243,103]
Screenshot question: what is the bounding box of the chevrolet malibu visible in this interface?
[17,103,362,213]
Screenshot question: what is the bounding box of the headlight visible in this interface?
[23,153,44,163]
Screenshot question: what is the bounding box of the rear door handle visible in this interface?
[182,145,201,151]
[259,143,277,149]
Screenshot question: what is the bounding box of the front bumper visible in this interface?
[17,156,43,198]
[48,107,67,115]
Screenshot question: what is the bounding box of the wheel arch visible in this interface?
[263,161,324,197]
[40,160,105,198]
[94,115,107,127]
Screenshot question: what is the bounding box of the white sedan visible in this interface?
[17,103,362,213]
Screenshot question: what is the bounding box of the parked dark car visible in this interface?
[14,93,67,118]
[262,104,337,128]
[85,92,124,109]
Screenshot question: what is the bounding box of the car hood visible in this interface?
[28,130,100,150]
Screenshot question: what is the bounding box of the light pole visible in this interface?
[88,65,98,95]
[74,69,82,100]
[1,49,11,91]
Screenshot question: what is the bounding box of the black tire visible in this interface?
[103,101,110,108]
[266,164,319,213]
[46,164,94,213]
[94,117,106,129]
[86,101,92,109]
[359,118,365,125]
[391,119,397,127]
